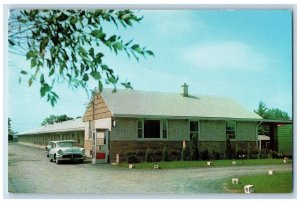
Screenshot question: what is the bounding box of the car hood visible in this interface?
[58,147,83,154]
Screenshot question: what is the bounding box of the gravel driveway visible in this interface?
[7,142,293,196]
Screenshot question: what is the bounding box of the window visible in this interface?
[137,119,168,139]
[189,121,199,140]
[144,120,160,138]
[226,121,236,139]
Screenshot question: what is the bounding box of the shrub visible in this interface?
[126,154,138,163]
[162,146,169,161]
[145,148,152,162]
[190,134,200,160]
[181,147,187,161]
[225,137,232,159]
[200,149,209,160]
[212,150,221,160]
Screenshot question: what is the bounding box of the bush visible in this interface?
[181,147,187,161]
[145,148,152,162]
[190,134,200,160]
[162,146,169,161]
[212,150,221,160]
[225,137,232,159]
[200,149,209,160]
[126,154,138,163]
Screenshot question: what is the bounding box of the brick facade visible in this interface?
[108,118,259,162]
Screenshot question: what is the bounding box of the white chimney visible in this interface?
[181,83,188,97]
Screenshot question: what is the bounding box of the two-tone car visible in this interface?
[48,140,86,164]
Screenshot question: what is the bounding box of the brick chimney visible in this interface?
[181,83,188,97]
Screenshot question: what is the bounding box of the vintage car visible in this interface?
[45,141,57,157]
[48,140,86,164]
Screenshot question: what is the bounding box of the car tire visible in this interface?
[50,158,53,162]
[56,159,60,164]
[79,160,84,164]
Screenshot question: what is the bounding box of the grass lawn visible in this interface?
[225,172,293,193]
[116,159,291,169]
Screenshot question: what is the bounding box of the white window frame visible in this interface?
[137,119,168,140]
[189,120,200,141]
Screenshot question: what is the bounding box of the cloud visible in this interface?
[143,10,207,39]
[182,41,274,72]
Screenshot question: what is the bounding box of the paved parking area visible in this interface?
[7,142,293,196]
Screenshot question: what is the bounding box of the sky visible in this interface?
[7,9,293,132]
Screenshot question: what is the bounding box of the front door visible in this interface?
[92,129,109,164]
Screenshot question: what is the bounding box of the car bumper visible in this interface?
[56,154,86,161]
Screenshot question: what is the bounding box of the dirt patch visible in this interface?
[223,183,242,193]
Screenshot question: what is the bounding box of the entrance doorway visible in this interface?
[92,129,109,164]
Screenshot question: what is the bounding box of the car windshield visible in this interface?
[57,142,75,147]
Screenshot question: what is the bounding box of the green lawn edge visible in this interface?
[114,159,292,170]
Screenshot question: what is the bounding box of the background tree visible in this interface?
[8,118,15,141]
[254,101,291,135]
[9,9,154,106]
[41,114,73,126]
[255,101,291,120]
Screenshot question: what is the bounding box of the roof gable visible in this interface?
[83,92,112,122]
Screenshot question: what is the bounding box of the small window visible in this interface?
[226,121,236,139]
[190,121,199,140]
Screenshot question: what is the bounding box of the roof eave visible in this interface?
[113,114,263,122]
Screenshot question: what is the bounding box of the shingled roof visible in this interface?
[100,88,262,120]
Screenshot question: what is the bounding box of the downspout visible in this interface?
[256,121,263,149]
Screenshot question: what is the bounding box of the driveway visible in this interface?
[7,142,293,196]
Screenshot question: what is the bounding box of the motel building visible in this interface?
[17,84,293,163]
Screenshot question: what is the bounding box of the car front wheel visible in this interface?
[56,159,60,164]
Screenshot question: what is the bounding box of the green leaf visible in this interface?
[18,18,28,23]
[121,82,133,89]
[31,58,37,68]
[57,12,69,21]
[95,52,104,64]
[82,73,89,81]
[39,37,49,53]
[26,50,34,60]
[98,80,103,92]
[8,39,15,46]
[114,42,123,50]
[20,70,28,75]
[40,74,45,84]
[70,16,78,25]
[90,71,101,80]
[89,48,94,57]
[49,68,55,76]
[40,83,51,97]
[131,44,143,54]
[28,78,33,87]
[146,50,155,56]
[91,29,106,40]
